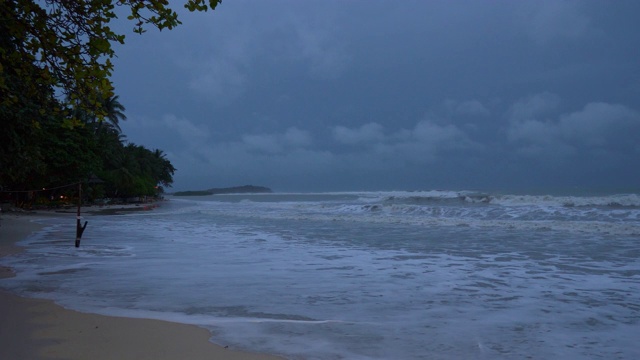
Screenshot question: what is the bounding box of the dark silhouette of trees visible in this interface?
[0,1,212,206]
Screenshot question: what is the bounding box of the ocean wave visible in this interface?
[488,193,640,208]
[344,191,640,209]
[168,191,640,236]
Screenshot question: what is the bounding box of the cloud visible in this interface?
[387,120,478,163]
[516,0,591,44]
[507,94,640,158]
[295,26,350,79]
[333,123,385,145]
[333,120,477,165]
[508,92,561,122]
[284,127,313,148]
[507,117,576,158]
[444,99,490,117]
[170,127,334,190]
[507,117,558,145]
[161,114,210,145]
[558,102,640,146]
[120,113,210,155]
[173,2,352,107]
[411,121,468,147]
[242,133,283,154]
[242,127,312,154]
[177,8,256,105]
[187,58,247,104]
[107,1,640,192]
[285,9,351,79]
[174,118,479,189]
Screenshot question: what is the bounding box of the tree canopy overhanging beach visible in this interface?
[1,1,221,123]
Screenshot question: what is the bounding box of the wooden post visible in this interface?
[75,182,88,247]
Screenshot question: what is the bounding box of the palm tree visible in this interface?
[78,94,126,134]
[101,94,127,132]
[153,149,176,187]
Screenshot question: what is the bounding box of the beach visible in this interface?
[0,209,284,360]
[1,192,638,359]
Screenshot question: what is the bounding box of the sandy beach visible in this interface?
[0,209,284,360]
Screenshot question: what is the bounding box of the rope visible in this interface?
[0,181,81,193]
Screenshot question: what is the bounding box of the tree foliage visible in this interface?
[1,89,177,204]
[0,1,204,205]
[0,0,221,126]
[1,1,220,205]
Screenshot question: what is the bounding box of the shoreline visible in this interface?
[0,208,285,360]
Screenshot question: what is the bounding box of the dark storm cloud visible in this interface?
[112,0,640,192]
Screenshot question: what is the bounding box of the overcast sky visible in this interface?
[111,0,640,193]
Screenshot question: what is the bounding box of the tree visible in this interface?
[0,21,56,188]
[98,144,175,199]
[152,149,176,188]
[2,1,186,205]
[97,94,127,132]
[0,0,221,126]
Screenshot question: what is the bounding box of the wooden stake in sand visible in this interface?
[75,182,88,248]
[76,174,104,247]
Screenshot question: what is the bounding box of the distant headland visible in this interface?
[171,185,273,196]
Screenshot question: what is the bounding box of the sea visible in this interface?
[1,190,639,359]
